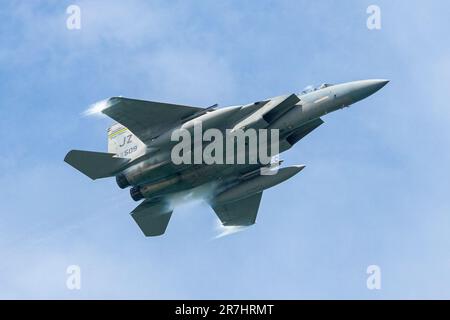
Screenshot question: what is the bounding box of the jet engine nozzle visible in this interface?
[130,186,144,201]
[116,173,130,189]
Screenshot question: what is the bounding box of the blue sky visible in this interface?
[1,0,450,299]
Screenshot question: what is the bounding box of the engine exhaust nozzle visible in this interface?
[130,186,144,201]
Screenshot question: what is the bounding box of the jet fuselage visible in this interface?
[64,78,389,236]
[120,79,389,202]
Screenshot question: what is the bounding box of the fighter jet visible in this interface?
[65,79,389,236]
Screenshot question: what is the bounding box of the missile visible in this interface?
[213,165,305,204]
[116,158,172,189]
[130,175,181,201]
[130,165,217,201]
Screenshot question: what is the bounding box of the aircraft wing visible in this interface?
[131,199,173,237]
[102,97,203,143]
[211,192,263,226]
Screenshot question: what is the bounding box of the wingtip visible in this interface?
[63,150,75,163]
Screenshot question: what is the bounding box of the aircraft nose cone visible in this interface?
[349,79,389,103]
[366,79,390,93]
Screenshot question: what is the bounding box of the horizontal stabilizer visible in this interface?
[211,192,263,226]
[64,150,130,180]
[131,200,173,237]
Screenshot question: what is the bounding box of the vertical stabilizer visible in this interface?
[107,123,146,160]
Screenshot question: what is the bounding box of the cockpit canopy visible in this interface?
[318,83,333,89]
[300,83,334,94]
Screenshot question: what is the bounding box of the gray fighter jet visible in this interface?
[65,79,389,236]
